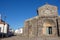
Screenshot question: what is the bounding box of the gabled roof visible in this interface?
[0,19,6,24]
[25,16,39,22]
[37,3,57,11]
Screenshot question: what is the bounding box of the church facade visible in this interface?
[23,4,60,37]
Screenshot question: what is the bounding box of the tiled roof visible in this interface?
[0,19,5,24]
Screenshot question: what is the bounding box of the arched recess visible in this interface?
[43,19,55,35]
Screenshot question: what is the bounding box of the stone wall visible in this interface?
[57,17,60,36]
[23,4,60,38]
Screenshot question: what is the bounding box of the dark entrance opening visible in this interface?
[48,27,52,34]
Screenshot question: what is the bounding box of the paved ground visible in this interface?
[0,36,24,40]
[0,36,30,40]
[0,36,60,40]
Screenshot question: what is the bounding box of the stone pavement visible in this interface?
[0,36,60,40]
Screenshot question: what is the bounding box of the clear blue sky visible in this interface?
[0,0,60,30]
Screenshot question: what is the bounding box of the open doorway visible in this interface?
[43,19,55,35]
[46,27,52,34]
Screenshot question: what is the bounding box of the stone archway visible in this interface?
[43,19,55,35]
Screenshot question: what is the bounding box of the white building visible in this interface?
[0,15,9,37]
[15,28,23,35]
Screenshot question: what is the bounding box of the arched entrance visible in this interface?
[43,19,55,35]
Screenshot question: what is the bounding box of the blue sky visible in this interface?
[0,0,60,30]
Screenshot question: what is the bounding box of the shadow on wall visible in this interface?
[0,32,14,38]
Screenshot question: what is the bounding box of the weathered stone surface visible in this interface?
[23,4,60,40]
[1,36,60,40]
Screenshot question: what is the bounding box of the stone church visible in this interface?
[23,4,60,38]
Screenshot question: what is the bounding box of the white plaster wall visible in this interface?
[15,28,23,34]
[0,24,8,33]
[0,24,4,33]
[4,24,8,33]
[19,28,23,34]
